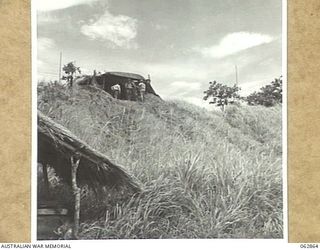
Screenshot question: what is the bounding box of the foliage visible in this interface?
[203,81,241,110]
[38,85,282,239]
[62,61,81,86]
[246,77,282,107]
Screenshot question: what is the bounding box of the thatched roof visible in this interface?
[74,75,91,85]
[103,72,145,80]
[38,112,140,193]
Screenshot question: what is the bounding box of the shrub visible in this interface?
[246,77,282,107]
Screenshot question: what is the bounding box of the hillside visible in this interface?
[37,82,282,239]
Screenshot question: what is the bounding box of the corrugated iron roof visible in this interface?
[104,72,145,80]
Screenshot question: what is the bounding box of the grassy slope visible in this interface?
[38,83,282,239]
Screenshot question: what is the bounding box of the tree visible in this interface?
[203,81,241,111]
[62,62,81,87]
[246,77,282,107]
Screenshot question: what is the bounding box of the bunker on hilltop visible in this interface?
[75,71,159,100]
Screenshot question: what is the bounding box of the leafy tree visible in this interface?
[246,77,282,107]
[203,81,241,111]
[62,61,81,87]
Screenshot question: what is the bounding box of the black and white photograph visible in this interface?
[36,0,284,241]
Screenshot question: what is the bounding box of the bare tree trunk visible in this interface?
[221,104,225,112]
[70,75,73,87]
[71,155,81,239]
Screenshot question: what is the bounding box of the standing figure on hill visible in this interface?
[132,81,139,101]
[125,80,134,101]
[138,81,146,102]
[111,83,121,99]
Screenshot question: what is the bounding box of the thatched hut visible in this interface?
[38,112,140,239]
[38,112,140,191]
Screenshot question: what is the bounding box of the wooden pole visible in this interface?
[59,52,62,84]
[235,65,238,85]
[42,164,50,197]
[71,155,81,239]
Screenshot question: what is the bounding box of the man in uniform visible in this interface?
[132,80,139,101]
[138,80,146,102]
[111,83,121,99]
[125,80,134,100]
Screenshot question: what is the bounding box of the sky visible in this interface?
[36,0,282,108]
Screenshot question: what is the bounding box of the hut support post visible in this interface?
[42,164,50,197]
[71,155,81,239]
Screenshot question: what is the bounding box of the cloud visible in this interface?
[37,12,59,24]
[159,81,203,101]
[239,79,270,96]
[197,32,274,58]
[142,62,210,82]
[80,9,138,48]
[35,0,98,12]
[140,57,247,84]
[37,59,59,82]
[37,37,61,81]
[160,81,209,108]
[152,23,167,31]
[169,81,202,94]
[37,37,56,51]
[37,59,45,71]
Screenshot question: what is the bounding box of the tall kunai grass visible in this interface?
[38,82,282,239]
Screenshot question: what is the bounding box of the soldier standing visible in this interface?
[125,80,134,100]
[132,81,139,101]
[138,81,146,102]
[111,83,121,99]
